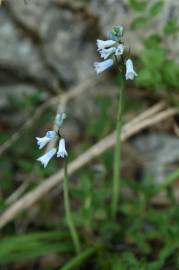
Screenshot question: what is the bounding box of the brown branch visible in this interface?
[125,101,166,128]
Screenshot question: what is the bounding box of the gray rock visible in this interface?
[0,0,178,130]
[89,0,179,54]
[0,8,60,91]
[42,8,95,84]
[6,0,51,36]
[3,0,179,92]
[132,133,179,184]
[6,0,96,85]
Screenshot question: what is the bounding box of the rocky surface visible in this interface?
[132,133,179,184]
[0,0,179,122]
[3,0,97,88]
[1,0,179,91]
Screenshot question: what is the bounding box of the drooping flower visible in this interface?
[37,148,57,168]
[96,39,116,50]
[94,59,113,75]
[36,131,57,149]
[125,59,137,80]
[115,44,124,56]
[57,138,68,158]
[99,47,116,59]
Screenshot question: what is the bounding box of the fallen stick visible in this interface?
[0,106,178,228]
[4,100,165,208]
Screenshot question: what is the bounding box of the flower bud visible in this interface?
[112,25,124,39]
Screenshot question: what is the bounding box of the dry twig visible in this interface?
[125,101,166,128]
[0,105,178,228]
[5,182,29,206]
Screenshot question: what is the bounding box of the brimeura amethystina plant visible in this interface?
[36,112,81,254]
[94,25,137,218]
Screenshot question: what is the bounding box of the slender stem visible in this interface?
[60,245,99,270]
[111,57,125,218]
[157,169,179,193]
[64,159,81,254]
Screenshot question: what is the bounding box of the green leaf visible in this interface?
[162,61,179,88]
[140,48,166,69]
[0,231,72,264]
[136,69,162,90]
[143,35,161,48]
[149,1,164,17]
[17,159,34,173]
[130,17,148,30]
[136,69,153,87]
[164,19,179,34]
[128,0,147,12]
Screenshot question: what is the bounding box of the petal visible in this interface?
[37,148,56,167]
[57,138,68,158]
[46,131,57,139]
[96,39,116,50]
[94,59,113,75]
[36,137,50,149]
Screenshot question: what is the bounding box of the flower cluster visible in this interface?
[36,113,68,168]
[94,25,137,80]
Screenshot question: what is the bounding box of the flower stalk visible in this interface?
[94,25,137,219]
[64,158,81,254]
[111,57,125,218]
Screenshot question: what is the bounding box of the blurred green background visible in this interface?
[0,0,179,269]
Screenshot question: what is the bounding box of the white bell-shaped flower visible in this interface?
[96,39,116,50]
[36,131,56,149]
[125,59,137,80]
[99,47,116,59]
[57,138,68,158]
[115,44,124,56]
[37,148,57,168]
[94,59,113,75]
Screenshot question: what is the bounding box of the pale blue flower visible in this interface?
[57,138,68,158]
[107,31,117,41]
[94,59,113,75]
[96,39,116,50]
[55,113,67,128]
[37,148,57,168]
[99,47,116,59]
[36,131,57,149]
[46,131,57,139]
[125,59,137,80]
[115,44,124,56]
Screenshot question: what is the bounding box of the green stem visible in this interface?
[111,60,125,218]
[60,245,98,270]
[157,169,179,193]
[64,159,81,254]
